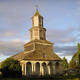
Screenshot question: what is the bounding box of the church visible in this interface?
[12,9,63,76]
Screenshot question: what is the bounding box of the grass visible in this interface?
[0,75,64,80]
[0,75,80,80]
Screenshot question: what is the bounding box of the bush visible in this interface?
[1,58,22,77]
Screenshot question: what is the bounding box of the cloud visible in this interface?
[0,40,24,56]
[55,45,77,61]
[0,0,80,62]
[0,32,17,37]
[0,55,10,62]
[54,45,77,56]
[0,0,80,46]
[0,39,77,62]
[47,26,80,45]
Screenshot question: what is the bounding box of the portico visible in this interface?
[21,60,62,76]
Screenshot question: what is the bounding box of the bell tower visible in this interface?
[30,9,46,41]
[32,9,43,27]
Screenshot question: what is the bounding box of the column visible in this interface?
[22,64,25,75]
[40,63,44,76]
[47,65,50,75]
[34,63,36,74]
[32,63,34,75]
[25,63,26,76]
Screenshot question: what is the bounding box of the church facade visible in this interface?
[12,9,63,76]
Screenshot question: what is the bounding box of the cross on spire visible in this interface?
[35,5,38,10]
[34,5,40,16]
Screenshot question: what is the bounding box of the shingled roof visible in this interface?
[12,51,61,61]
[23,51,61,61]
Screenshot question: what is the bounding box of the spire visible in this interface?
[30,7,46,41]
[34,5,41,16]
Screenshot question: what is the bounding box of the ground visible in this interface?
[0,75,80,80]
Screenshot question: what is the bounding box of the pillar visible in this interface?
[25,63,26,76]
[34,63,36,74]
[22,64,25,75]
[47,65,50,75]
[32,63,34,75]
[40,63,44,76]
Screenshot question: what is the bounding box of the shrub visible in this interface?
[1,58,22,77]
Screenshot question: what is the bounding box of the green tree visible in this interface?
[76,43,80,66]
[1,58,22,77]
[62,57,68,70]
[69,59,76,69]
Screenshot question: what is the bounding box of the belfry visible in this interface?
[12,9,63,76]
[30,9,46,40]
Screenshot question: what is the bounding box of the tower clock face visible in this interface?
[34,16,39,26]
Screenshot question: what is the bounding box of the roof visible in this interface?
[23,51,62,61]
[31,9,43,18]
[24,39,53,46]
[34,9,41,16]
[12,51,61,61]
[12,52,24,61]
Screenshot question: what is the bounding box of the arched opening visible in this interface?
[48,62,53,75]
[42,62,48,76]
[55,62,60,74]
[26,62,32,76]
[35,62,40,75]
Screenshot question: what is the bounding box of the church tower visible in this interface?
[30,9,46,40]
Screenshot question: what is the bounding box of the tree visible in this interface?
[69,59,76,69]
[1,58,22,77]
[76,43,80,66]
[69,43,80,69]
[62,57,68,70]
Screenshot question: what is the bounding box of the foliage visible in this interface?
[0,63,1,70]
[62,57,68,70]
[1,58,22,77]
[77,43,80,53]
[70,43,80,69]
[69,59,76,69]
[76,43,80,67]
